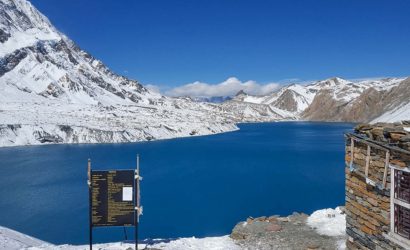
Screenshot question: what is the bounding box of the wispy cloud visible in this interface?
[145,84,162,93]
[164,77,280,97]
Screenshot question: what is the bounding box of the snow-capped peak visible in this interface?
[0,0,60,56]
[235,89,247,97]
[0,0,164,106]
[311,77,352,88]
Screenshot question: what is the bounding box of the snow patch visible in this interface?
[307,207,346,237]
[149,236,241,250]
[0,29,60,57]
[243,95,266,104]
[0,226,48,250]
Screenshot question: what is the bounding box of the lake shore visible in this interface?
[0,120,355,148]
[0,207,346,250]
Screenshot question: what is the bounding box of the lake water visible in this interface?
[0,122,352,245]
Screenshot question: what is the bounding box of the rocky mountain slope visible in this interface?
[302,77,407,122]
[0,0,238,147]
[225,77,409,123]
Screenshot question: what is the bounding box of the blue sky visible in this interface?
[31,0,410,96]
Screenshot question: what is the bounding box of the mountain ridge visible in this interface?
[223,76,409,123]
[0,0,409,147]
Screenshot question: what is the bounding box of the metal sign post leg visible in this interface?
[135,220,138,250]
[88,159,93,250]
[135,154,140,250]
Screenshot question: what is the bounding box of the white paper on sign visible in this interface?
[122,186,133,201]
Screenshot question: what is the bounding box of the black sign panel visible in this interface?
[91,170,135,227]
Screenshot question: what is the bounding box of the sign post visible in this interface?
[88,156,142,250]
[87,159,92,250]
[135,154,142,250]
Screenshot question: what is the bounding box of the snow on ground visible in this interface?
[242,95,266,104]
[0,29,60,57]
[307,207,346,250]
[0,226,239,250]
[307,207,346,237]
[148,236,240,250]
[336,239,347,250]
[0,208,347,250]
[29,237,239,250]
[0,100,239,147]
[0,226,48,250]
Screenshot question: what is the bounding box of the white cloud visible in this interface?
[165,77,280,97]
[145,84,161,93]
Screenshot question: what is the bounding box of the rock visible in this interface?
[387,131,407,141]
[268,215,278,222]
[266,223,282,232]
[277,217,290,222]
[370,127,385,139]
[306,243,321,249]
[390,159,406,168]
[355,124,372,132]
[399,135,410,142]
[246,217,254,224]
[256,216,267,222]
[230,231,247,240]
[402,121,410,125]
[383,127,405,133]
[230,222,250,240]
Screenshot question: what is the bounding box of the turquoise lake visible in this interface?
[0,122,352,244]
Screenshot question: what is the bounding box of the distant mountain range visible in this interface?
[0,0,408,147]
[191,96,232,103]
[223,77,410,123]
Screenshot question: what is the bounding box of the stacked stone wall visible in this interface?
[345,123,410,250]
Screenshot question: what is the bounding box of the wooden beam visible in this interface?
[346,133,410,156]
[390,167,395,233]
[383,150,391,189]
[365,145,371,177]
[350,137,355,169]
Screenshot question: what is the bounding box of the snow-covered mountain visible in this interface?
[301,77,408,122]
[0,0,408,147]
[0,0,159,105]
[0,0,238,147]
[224,77,409,123]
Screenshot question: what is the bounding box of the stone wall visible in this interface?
[345,122,410,249]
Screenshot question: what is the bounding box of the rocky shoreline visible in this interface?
[229,208,346,250]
